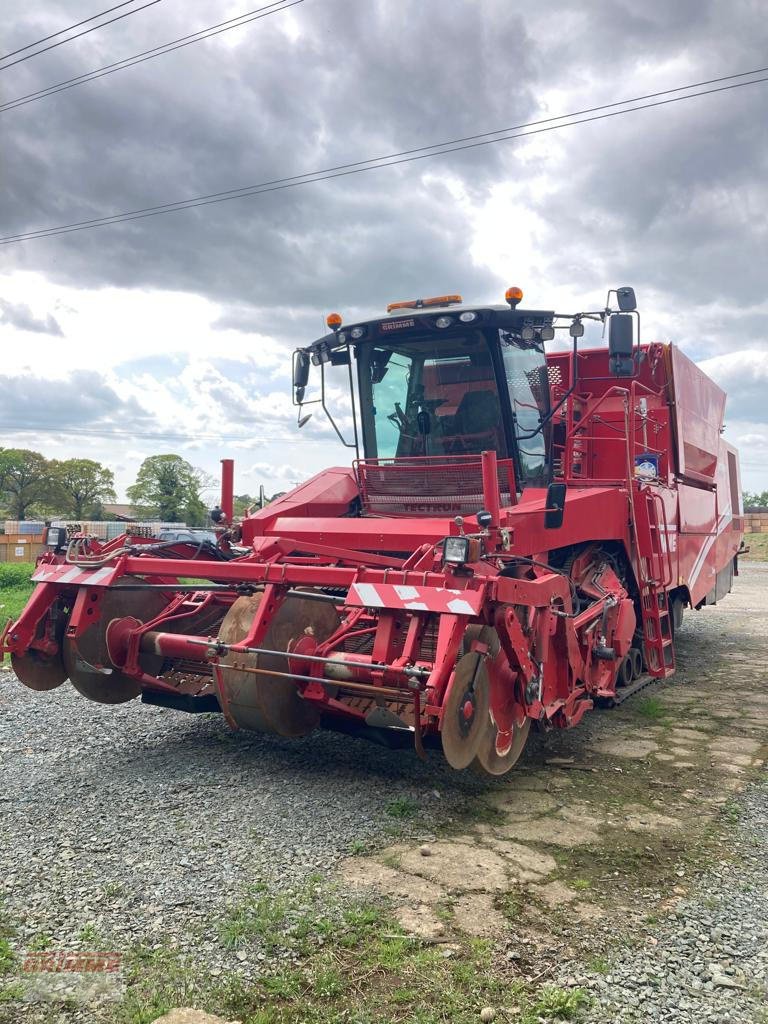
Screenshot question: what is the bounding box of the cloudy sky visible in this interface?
[1,0,766,503]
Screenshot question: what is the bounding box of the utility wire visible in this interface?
[2,69,767,246]
[0,1,141,61]
[0,422,340,445]
[7,64,766,241]
[0,0,166,71]
[0,0,305,110]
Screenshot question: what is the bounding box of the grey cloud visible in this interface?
[0,0,766,374]
[0,0,538,309]
[0,298,64,336]
[0,370,152,432]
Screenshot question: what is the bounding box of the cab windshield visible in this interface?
[360,330,506,460]
[357,327,550,485]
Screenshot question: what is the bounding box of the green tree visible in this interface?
[743,490,768,509]
[49,458,116,519]
[127,454,208,525]
[0,448,55,520]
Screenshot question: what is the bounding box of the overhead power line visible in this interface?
[0,422,340,446]
[2,67,767,247]
[0,0,166,71]
[0,1,142,61]
[0,0,305,111]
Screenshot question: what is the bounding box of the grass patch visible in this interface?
[634,696,667,721]
[587,955,610,975]
[0,981,25,1004]
[526,985,589,1021]
[107,884,589,1024]
[78,923,102,945]
[743,533,768,561]
[0,563,35,660]
[385,796,419,819]
[0,938,16,976]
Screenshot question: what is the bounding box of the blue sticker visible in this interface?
[634,453,659,479]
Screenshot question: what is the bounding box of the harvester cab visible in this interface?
[293,286,639,498]
[3,284,743,778]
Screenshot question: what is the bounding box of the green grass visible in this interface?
[634,696,667,721]
[526,985,589,1021]
[104,882,590,1024]
[0,562,35,623]
[743,533,768,561]
[0,938,16,976]
[587,955,610,975]
[385,796,419,819]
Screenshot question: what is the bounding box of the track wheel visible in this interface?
[617,654,633,688]
[63,576,167,704]
[630,647,643,680]
[216,593,340,736]
[440,649,490,769]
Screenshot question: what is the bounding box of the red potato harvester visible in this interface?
[3,286,745,776]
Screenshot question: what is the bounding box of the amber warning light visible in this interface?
[326,312,343,331]
[505,286,524,308]
[387,294,462,314]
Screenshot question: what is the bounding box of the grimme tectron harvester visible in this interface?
[3,287,744,775]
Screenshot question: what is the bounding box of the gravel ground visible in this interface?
[579,775,768,1024]
[0,564,765,1023]
[0,675,487,970]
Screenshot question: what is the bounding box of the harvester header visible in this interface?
[3,285,744,777]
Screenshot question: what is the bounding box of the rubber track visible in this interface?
[609,672,659,706]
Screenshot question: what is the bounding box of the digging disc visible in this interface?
[441,651,491,769]
[472,712,530,776]
[217,593,340,737]
[63,577,167,704]
[467,621,531,777]
[11,650,67,691]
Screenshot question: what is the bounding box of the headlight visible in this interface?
[350,326,366,339]
[540,326,555,341]
[435,316,453,329]
[443,536,470,565]
[459,311,478,323]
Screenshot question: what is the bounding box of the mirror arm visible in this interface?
[320,361,356,449]
[345,341,360,459]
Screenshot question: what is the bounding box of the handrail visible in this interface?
[650,489,674,589]
[559,378,664,486]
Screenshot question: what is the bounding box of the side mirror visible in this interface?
[293,350,311,403]
[608,315,635,376]
[544,482,566,529]
[616,286,637,312]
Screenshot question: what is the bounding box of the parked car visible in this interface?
[157,529,217,545]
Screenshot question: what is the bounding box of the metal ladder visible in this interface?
[634,487,675,678]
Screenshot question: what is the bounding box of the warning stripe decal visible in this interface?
[31,564,119,587]
[347,581,483,615]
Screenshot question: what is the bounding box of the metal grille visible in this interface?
[355,455,515,517]
[547,364,563,386]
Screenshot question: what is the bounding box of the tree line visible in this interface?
[743,490,768,510]
[0,448,283,525]
[0,449,212,525]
